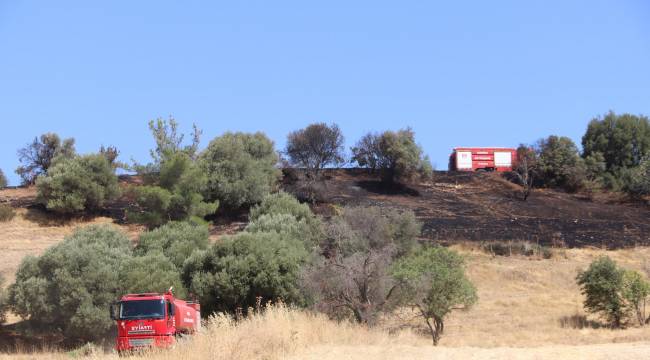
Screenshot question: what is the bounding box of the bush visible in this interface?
[624,156,650,198]
[302,206,421,325]
[0,204,15,222]
[200,132,281,209]
[130,152,218,228]
[36,154,119,214]
[248,192,323,246]
[183,231,308,315]
[16,133,76,185]
[351,128,431,183]
[481,241,552,259]
[391,247,477,345]
[285,122,346,175]
[622,270,650,326]
[8,225,132,341]
[536,135,586,192]
[118,253,188,299]
[135,221,210,269]
[0,169,7,188]
[576,256,626,328]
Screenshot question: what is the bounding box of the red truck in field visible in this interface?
[110,289,200,353]
[449,147,517,172]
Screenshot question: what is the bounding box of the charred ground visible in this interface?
[1,169,648,249]
[284,169,650,249]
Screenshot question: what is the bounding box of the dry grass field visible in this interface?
[2,306,650,360]
[2,182,650,358]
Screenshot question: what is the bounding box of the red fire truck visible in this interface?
[110,289,200,353]
[449,147,517,172]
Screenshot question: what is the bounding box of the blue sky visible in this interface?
[1,1,649,185]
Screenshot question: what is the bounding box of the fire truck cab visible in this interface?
[110,289,200,353]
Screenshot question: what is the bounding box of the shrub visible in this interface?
[183,231,308,315]
[622,270,650,326]
[130,152,218,228]
[391,247,477,345]
[302,206,421,325]
[135,221,210,269]
[285,122,346,175]
[16,133,76,185]
[248,192,323,246]
[351,128,431,183]
[8,225,132,342]
[118,253,188,299]
[0,168,7,188]
[200,132,281,209]
[576,256,626,328]
[36,154,119,214]
[513,145,538,200]
[536,135,586,192]
[0,204,15,222]
[624,156,650,198]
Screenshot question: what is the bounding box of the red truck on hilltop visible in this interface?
[110,289,200,352]
[449,147,517,172]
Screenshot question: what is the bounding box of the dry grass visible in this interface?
[2,305,650,360]
[0,208,141,286]
[435,244,650,347]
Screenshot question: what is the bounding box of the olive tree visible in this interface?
[391,247,477,345]
[351,128,432,183]
[182,231,308,315]
[576,256,626,328]
[582,112,650,172]
[135,221,210,268]
[302,206,421,325]
[8,225,132,342]
[622,270,650,326]
[16,133,76,184]
[285,122,345,176]
[199,132,281,209]
[36,154,120,214]
[536,135,586,192]
[130,152,218,228]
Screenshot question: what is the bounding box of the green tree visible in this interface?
[118,253,187,299]
[16,133,76,184]
[582,112,650,172]
[182,231,308,315]
[576,256,626,328]
[135,221,210,269]
[8,225,132,342]
[36,154,119,214]
[285,122,346,176]
[622,270,650,326]
[351,128,432,183]
[391,247,477,345]
[0,169,7,188]
[130,152,218,228]
[536,135,586,192]
[199,132,281,209]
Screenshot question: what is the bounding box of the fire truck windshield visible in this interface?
[120,299,165,319]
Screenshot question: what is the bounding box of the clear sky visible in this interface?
[1,1,649,185]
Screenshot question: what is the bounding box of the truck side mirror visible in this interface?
[168,301,175,317]
[109,302,120,320]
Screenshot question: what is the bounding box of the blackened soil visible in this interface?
[285,169,650,249]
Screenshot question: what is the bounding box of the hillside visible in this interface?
[286,169,650,248]
[1,170,650,358]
